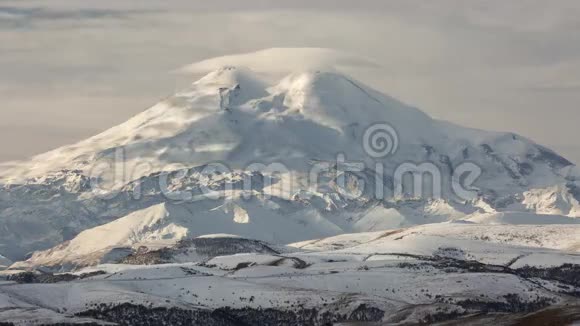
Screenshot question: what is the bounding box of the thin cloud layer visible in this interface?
[179,48,382,75]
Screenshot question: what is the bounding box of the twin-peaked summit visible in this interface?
[0,65,437,182]
[0,50,579,261]
[1,64,572,188]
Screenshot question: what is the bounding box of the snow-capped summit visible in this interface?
[193,66,268,102]
[270,70,432,134]
[0,49,579,262]
[0,67,426,186]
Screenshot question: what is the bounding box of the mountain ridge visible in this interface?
[0,59,579,262]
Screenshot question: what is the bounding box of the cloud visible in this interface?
[0,6,140,28]
[179,48,382,76]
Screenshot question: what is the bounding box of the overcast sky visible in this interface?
[1,0,580,164]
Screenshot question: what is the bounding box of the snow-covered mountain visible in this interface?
[1,49,580,263]
[2,48,580,324]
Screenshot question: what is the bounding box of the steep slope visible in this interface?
[10,200,341,271]
[1,65,574,191]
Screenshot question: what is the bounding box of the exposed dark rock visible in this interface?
[396,254,580,297]
[78,303,239,326]
[348,304,385,321]
[454,293,555,314]
[516,264,580,288]
[119,237,282,265]
[7,270,105,284]
[517,161,534,176]
[77,303,385,326]
[439,155,454,173]
[529,146,573,169]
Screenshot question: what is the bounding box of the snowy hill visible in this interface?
[2,228,580,325]
[12,211,580,273]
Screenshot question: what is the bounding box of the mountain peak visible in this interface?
[195,66,263,87]
[1,50,580,261]
[276,70,355,92]
[191,66,268,103]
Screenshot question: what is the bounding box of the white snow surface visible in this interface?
[0,46,580,299]
[2,227,580,324]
